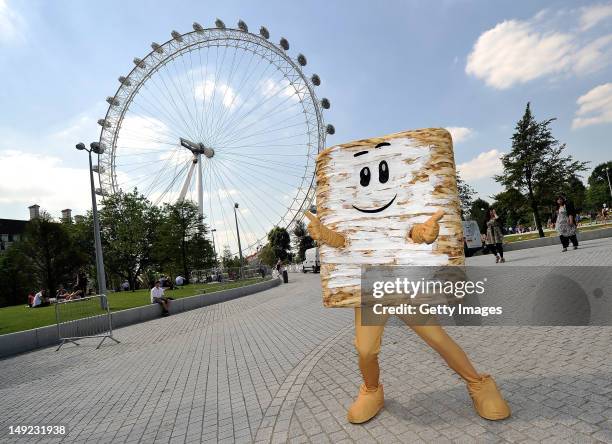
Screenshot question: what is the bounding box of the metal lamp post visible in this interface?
[606,167,612,199]
[210,228,218,265]
[234,203,244,279]
[76,142,107,304]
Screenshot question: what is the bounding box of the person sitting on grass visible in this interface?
[32,289,49,308]
[150,281,172,316]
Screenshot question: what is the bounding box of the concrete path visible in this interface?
[1,238,611,443]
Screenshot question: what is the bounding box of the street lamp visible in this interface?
[76,142,107,304]
[210,228,217,265]
[606,167,612,199]
[234,203,244,279]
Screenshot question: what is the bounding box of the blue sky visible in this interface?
[1,0,611,232]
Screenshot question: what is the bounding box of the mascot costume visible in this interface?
[305,128,510,424]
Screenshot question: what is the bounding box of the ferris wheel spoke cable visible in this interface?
[219,150,312,172]
[224,86,304,143]
[152,160,192,206]
[210,52,270,142]
[215,75,301,145]
[215,154,306,188]
[208,45,257,139]
[164,55,203,141]
[153,63,199,141]
[208,160,277,241]
[204,44,226,144]
[144,66,197,139]
[138,148,181,196]
[197,46,212,144]
[135,83,196,141]
[207,162,239,249]
[212,56,276,142]
[218,109,309,147]
[211,157,284,230]
[208,44,241,138]
[183,47,205,142]
[219,113,308,147]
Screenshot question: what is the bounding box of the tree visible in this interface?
[155,201,214,282]
[490,188,530,228]
[11,212,87,296]
[468,198,490,232]
[258,243,276,266]
[267,226,291,261]
[456,172,476,220]
[495,103,588,237]
[586,161,612,212]
[221,245,241,269]
[292,220,314,262]
[99,190,160,290]
[0,243,34,307]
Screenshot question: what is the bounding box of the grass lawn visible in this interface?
[0,278,265,335]
[504,223,612,243]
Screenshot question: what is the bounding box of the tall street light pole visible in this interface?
[76,142,107,305]
[606,167,612,199]
[210,228,217,265]
[234,203,244,279]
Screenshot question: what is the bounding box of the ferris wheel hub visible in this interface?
[180,137,215,159]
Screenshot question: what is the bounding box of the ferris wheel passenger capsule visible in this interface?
[326,124,335,135]
[118,76,131,86]
[193,22,204,32]
[311,74,321,86]
[279,37,289,50]
[133,58,146,69]
[97,119,110,128]
[106,96,120,106]
[321,98,330,109]
[237,20,248,32]
[171,31,183,42]
[259,26,270,39]
[297,54,307,66]
[215,18,226,29]
[151,42,164,54]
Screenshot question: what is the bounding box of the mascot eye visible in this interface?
[360,167,370,187]
[379,161,389,183]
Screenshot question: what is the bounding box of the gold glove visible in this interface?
[305,211,346,248]
[409,209,444,244]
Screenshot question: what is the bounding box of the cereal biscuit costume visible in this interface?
[306,128,510,423]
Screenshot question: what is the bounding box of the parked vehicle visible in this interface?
[302,247,320,273]
[462,220,482,257]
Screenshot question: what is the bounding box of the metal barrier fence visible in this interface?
[55,294,120,351]
[190,265,271,283]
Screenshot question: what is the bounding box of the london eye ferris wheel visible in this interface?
[96,19,334,256]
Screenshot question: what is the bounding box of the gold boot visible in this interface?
[347,384,384,424]
[467,375,511,420]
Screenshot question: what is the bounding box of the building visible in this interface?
[0,218,28,252]
[0,205,74,253]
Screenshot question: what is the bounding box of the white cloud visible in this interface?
[457,149,504,181]
[572,82,612,129]
[580,3,612,31]
[445,127,474,144]
[466,9,612,89]
[0,150,91,216]
[0,0,24,45]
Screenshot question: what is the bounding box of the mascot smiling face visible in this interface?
[315,128,465,307]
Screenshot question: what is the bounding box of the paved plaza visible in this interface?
[1,238,612,443]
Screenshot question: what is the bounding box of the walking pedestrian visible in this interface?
[555,196,578,252]
[485,209,505,263]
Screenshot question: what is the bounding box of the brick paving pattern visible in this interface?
[1,237,611,443]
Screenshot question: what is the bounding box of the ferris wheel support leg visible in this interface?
[197,153,204,220]
[179,160,196,202]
